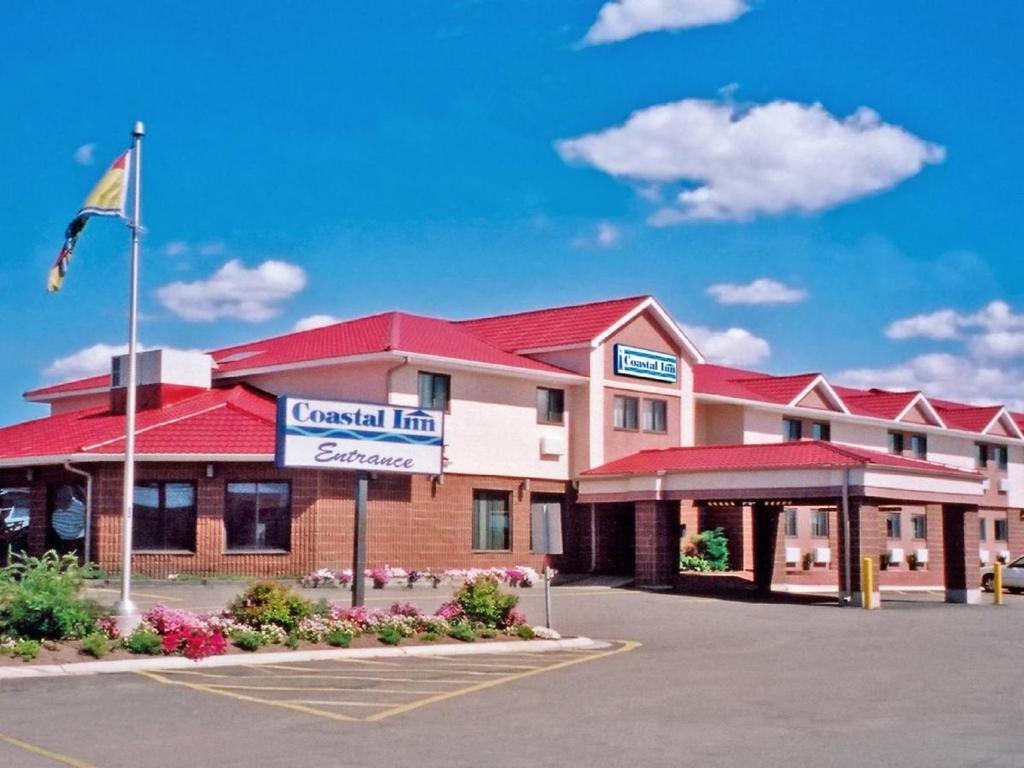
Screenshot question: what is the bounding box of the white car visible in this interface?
[981,554,1024,593]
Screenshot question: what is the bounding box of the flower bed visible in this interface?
[299,565,544,589]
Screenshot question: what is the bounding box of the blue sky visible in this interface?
[2,0,1023,424]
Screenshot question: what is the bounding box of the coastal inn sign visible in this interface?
[275,396,444,475]
[613,344,678,383]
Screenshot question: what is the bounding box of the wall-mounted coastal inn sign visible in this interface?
[276,396,444,475]
[613,344,678,383]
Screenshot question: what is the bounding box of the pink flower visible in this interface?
[434,601,463,621]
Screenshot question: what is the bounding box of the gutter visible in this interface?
[63,462,94,564]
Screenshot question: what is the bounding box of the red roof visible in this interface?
[583,440,979,478]
[26,374,109,399]
[457,295,649,351]
[832,386,920,420]
[694,364,821,406]
[929,399,1004,433]
[0,386,275,460]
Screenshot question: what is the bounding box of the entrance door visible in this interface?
[596,503,636,576]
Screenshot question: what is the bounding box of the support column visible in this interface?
[941,504,981,604]
[838,499,881,608]
[751,503,785,592]
[635,500,679,588]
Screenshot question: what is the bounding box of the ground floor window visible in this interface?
[133,482,197,551]
[995,518,1009,542]
[886,512,902,539]
[979,517,988,542]
[473,490,510,551]
[810,509,829,538]
[47,483,86,555]
[225,482,291,551]
[911,514,927,540]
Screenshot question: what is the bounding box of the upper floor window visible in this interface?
[811,422,830,442]
[888,432,904,455]
[536,387,564,425]
[810,509,829,538]
[909,434,927,460]
[886,511,902,539]
[643,399,667,433]
[784,508,798,537]
[976,443,989,469]
[613,395,639,430]
[994,445,1009,470]
[418,372,450,412]
[133,481,197,552]
[783,418,802,442]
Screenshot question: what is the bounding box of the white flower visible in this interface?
[532,626,561,640]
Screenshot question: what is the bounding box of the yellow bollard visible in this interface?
[861,556,874,610]
[994,561,1003,606]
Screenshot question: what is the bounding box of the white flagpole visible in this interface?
[114,121,144,625]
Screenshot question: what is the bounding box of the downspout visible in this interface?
[840,468,851,607]
[384,355,411,404]
[63,462,94,564]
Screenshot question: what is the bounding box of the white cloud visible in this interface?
[293,314,340,332]
[556,99,945,223]
[707,278,807,306]
[572,221,622,249]
[161,241,190,257]
[73,143,96,166]
[198,241,226,256]
[156,259,307,323]
[681,324,770,366]
[885,301,1024,353]
[583,0,750,45]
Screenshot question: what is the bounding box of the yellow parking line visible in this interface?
[161,670,478,684]
[136,670,359,722]
[88,587,185,603]
[203,684,459,693]
[365,640,641,722]
[419,658,542,670]
[282,700,392,707]
[0,731,95,767]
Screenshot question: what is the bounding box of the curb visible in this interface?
[0,637,605,680]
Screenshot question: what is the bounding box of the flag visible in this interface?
[48,150,131,292]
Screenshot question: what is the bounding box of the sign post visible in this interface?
[276,396,444,607]
[531,501,563,629]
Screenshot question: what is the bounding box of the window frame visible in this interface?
[910,434,927,460]
[886,511,903,540]
[536,387,565,425]
[132,480,198,553]
[783,418,803,442]
[811,422,831,442]
[911,514,927,540]
[810,509,829,538]
[979,517,988,542]
[976,443,990,469]
[613,395,640,431]
[224,480,293,553]
[995,518,1009,542]
[642,398,668,433]
[784,508,798,537]
[418,371,451,413]
[994,445,1009,470]
[888,432,905,455]
[472,489,512,552]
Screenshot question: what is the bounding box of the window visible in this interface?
[133,482,196,551]
[976,443,989,469]
[888,432,904,455]
[886,512,902,539]
[225,482,291,551]
[995,518,1009,542]
[783,418,802,442]
[979,517,988,542]
[473,490,510,551]
[910,434,927,460]
[536,387,564,425]
[784,508,798,537]
[811,422,830,441]
[643,399,667,433]
[418,372,450,412]
[613,395,639,430]
[810,509,829,538]
[994,445,1008,470]
[912,514,927,540]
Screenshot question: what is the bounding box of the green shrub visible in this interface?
[232,630,264,652]
[449,623,476,643]
[80,631,109,659]
[124,628,163,655]
[692,528,730,572]
[0,551,100,640]
[325,629,353,648]
[286,630,300,650]
[477,627,498,639]
[419,631,439,643]
[227,581,312,632]
[679,554,711,572]
[13,638,40,661]
[377,626,403,646]
[516,625,536,640]
[454,576,518,628]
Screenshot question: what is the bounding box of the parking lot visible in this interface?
[1,584,1022,768]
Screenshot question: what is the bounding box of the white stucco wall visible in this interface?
[743,408,783,444]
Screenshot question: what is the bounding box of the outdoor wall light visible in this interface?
[205,463,215,478]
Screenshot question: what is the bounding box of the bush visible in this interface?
[454,576,518,628]
[377,626,403,646]
[286,630,300,650]
[679,554,711,572]
[124,628,163,655]
[691,528,730,571]
[801,552,814,571]
[80,631,109,659]
[232,630,264,652]
[419,631,439,643]
[228,581,312,632]
[0,551,100,640]
[515,625,536,640]
[325,629,353,648]
[477,627,498,639]
[13,638,40,661]
[449,623,476,642]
